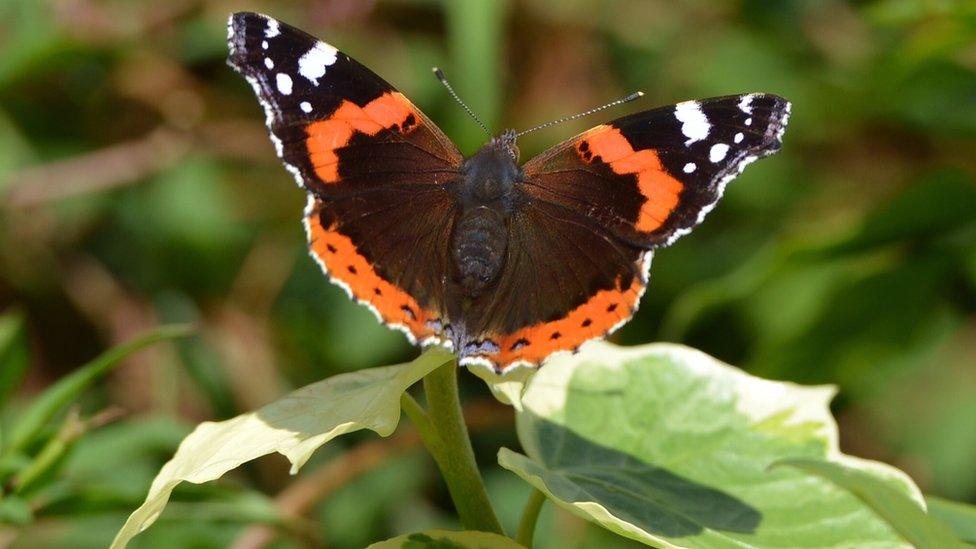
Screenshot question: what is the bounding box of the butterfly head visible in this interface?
[494,129,520,162]
[462,133,524,204]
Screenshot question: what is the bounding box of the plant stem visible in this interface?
[399,393,443,460]
[515,489,546,547]
[420,359,504,534]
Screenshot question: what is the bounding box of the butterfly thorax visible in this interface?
[451,134,523,297]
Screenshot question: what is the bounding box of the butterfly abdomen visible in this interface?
[452,138,523,297]
[452,206,507,296]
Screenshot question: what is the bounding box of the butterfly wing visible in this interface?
[228,12,462,346]
[522,94,790,247]
[458,199,652,371]
[460,94,791,372]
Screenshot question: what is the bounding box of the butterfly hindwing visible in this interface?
[229,12,462,346]
[457,198,651,370]
[304,196,455,347]
[523,94,791,248]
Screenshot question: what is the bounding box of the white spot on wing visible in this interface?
[261,40,269,50]
[674,101,711,145]
[777,101,792,141]
[276,73,293,95]
[264,57,274,69]
[228,61,306,189]
[745,117,753,126]
[460,356,495,369]
[268,133,284,157]
[738,94,755,114]
[300,101,313,113]
[734,132,744,144]
[639,250,654,284]
[683,162,696,173]
[265,18,280,38]
[709,143,729,162]
[298,42,339,85]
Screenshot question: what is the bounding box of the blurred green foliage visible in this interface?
[0,0,974,547]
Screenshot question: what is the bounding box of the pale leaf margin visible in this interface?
[499,341,927,548]
[111,348,453,548]
[467,363,535,410]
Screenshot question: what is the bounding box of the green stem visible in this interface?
[420,359,504,534]
[399,393,443,461]
[515,489,546,547]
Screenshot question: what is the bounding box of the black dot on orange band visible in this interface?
[550,332,562,340]
[401,305,416,321]
[606,303,618,312]
[326,244,337,253]
[581,318,592,327]
[347,265,357,274]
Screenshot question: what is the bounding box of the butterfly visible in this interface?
[227,12,791,374]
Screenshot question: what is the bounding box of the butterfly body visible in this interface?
[227,12,791,374]
[452,134,523,298]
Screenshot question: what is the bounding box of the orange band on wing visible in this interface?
[579,126,684,232]
[306,203,441,344]
[482,274,644,369]
[305,92,417,183]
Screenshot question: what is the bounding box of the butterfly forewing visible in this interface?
[227,12,462,196]
[228,12,461,347]
[523,94,791,248]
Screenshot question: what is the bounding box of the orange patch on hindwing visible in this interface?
[578,126,684,232]
[305,201,441,344]
[481,272,646,370]
[305,92,418,183]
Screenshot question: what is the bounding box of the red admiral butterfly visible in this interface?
[227,12,791,374]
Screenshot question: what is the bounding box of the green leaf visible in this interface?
[926,496,976,544]
[367,529,524,548]
[467,363,534,410]
[773,459,965,548]
[0,324,194,462]
[111,348,453,549]
[14,408,84,496]
[0,495,32,526]
[499,341,927,548]
[0,309,29,408]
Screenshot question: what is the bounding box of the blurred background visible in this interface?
[1,0,974,547]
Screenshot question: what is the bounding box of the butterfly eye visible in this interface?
[498,131,520,162]
[507,141,520,163]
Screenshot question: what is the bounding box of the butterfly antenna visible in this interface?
[433,67,491,137]
[515,91,644,138]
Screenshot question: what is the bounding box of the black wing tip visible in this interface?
[762,95,792,155]
[730,93,791,156]
[227,11,273,29]
[226,11,270,40]
[226,12,278,69]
